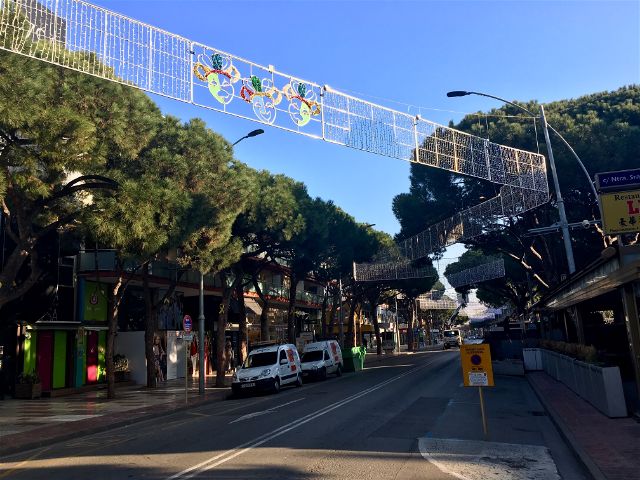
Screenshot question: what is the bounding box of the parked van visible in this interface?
[231,344,302,395]
[443,329,462,349]
[300,340,343,379]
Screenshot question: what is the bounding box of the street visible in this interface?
[0,351,587,480]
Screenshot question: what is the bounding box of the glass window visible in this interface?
[302,351,323,362]
[243,352,276,368]
[279,349,287,361]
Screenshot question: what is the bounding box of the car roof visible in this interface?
[249,344,296,354]
[304,341,334,351]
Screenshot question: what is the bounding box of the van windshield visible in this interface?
[301,351,323,362]
[244,352,277,368]
[444,330,459,337]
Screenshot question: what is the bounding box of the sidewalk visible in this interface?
[0,374,232,457]
[528,371,640,480]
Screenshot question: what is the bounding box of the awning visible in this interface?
[245,298,263,317]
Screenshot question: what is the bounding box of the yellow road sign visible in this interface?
[461,344,494,387]
[599,189,640,235]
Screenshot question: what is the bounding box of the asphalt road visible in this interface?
[0,351,587,480]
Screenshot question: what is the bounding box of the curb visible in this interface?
[526,373,605,480]
[0,389,230,458]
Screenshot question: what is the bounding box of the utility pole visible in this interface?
[338,278,344,348]
[198,271,205,395]
[540,105,576,274]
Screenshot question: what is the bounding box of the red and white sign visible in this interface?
[183,315,192,333]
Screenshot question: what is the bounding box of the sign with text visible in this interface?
[595,168,640,192]
[461,344,494,387]
[183,315,192,333]
[599,189,640,235]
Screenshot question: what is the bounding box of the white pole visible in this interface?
[198,271,205,395]
[540,105,576,274]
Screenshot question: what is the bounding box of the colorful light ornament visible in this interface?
[240,75,282,124]
[282,81,320,127]
[193,52,240,105]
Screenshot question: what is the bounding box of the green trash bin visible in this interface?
[342,347,356,372]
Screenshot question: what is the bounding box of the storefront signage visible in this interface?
[599,189,640,235]
[595,168,640,192]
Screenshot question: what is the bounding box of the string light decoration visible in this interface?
[417,293,459,310]
[352,260,435,282]
[1,0,550,278]
[444,258,506,289]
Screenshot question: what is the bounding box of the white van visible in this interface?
[301,340,343,379]
[443,329,462,349]
[232,344,302,394]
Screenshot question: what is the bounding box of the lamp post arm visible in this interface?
[231,136,247,146]
[547,125,598,199]
[464,91,537,117]
[460,91,598,202]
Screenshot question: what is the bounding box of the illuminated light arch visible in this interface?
[0,0,549,279]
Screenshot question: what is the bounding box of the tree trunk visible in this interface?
[216,272,234,387]
[320,286,329,339]
[373,315,382,355]
[235,269,248,366]
[286,274,299,344]
[366,292,382,355]
[327,289,339,340]
[142,267,158,388]
[252,276,270,341]
[106,276,124,399]
[346,298,358,349]
[407,300,415,352]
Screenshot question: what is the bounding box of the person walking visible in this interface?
[190,336,198,378]
[224,340,235,374]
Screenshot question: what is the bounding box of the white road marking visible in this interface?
[229,398,305,424]
[167,359,438,479]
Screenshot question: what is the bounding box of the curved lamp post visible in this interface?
[231,128,264,146]
[198,128,264,394]
[446,90,596,275]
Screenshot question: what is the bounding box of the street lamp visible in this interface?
[231,128,264,146]
[197,128,265,395]
[446,90,597,275]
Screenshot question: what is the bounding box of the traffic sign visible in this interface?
[595,168,640,192]
[183,314,192,333]
[182,333,193,341]
[460,344,494,387]
[599,189,640,235]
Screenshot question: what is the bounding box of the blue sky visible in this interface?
[92,0,638,292]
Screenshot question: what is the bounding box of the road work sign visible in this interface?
[461,344,494,387]
[599,189,640,235]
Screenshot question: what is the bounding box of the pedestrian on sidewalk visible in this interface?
[205,333,211,375]
[225,340,235,373]
[190,336,198,378]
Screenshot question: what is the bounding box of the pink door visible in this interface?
[37,331,53,391]
[86,331,98,383]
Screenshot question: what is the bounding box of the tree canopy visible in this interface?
[394,85,640,310]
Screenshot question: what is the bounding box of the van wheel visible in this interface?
[320,367,327,380]
[296,374,303,387]
[336,364,342,377]
[273,377,280,393]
